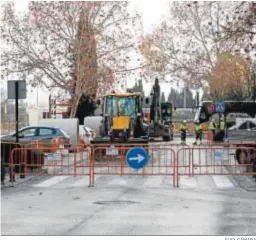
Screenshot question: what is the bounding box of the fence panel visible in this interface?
[177,146,256,187]
[90,144,176,187]
[9,146,91,185]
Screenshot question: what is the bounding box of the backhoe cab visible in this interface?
[96,92,148,143]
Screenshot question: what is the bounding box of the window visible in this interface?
[19,128,36,137]
[39,128,55,136]
[105,96,136,117]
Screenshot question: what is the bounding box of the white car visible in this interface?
[79,125,96,144]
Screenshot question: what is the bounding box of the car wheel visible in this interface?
[236,150,250,165]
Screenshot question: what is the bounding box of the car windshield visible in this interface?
[105,96,137,118]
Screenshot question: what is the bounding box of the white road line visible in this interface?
[179,176,197,188]
[108,177,127,186]
[212,176,235,188]
[70,176,91,187]
[33,176,70,188]
[143,176,164,187]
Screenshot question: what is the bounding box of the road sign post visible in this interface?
[215,101,225,113]
[125,147,149,170]
[7,80,27,143]
[15,81,19,143]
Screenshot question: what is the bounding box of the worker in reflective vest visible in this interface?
[180,120,187,144]
[209,119,217,136]
[219,117,226,140]
[219,118,225,131]
[193,122,203,145]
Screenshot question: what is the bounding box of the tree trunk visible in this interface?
[70,94,81,118]
[69,4,99,117]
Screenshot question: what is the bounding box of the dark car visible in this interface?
[1,126,70,148]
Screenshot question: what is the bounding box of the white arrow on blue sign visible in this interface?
[126,147,149,170]
[215,101,225,113]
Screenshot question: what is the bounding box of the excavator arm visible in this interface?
[148,78,173,141]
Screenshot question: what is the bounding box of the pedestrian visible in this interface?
[193,121,203,145]
[180,120,187,145]
[209,118,217,136]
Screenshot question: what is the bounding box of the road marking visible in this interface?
[143,176,164,187]
[33,176,70,188]
[212,176,235,188]
[179,176,197,188]
[70,176,91,187]
[108,177,127,186]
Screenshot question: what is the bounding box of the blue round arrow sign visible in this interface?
[125,147,149,170]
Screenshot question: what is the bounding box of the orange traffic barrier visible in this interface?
[1,142,23,182]
[90,144,176,187]
[50,138,60,153]
[9,145,91,185]
[176,146,256,187]
[78,137,86,148]
[6,143,256,187]
[207,131,214,145]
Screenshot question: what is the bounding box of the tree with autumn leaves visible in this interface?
[209,53,251,100]
[1,1,143,116]
[139,1,255,100]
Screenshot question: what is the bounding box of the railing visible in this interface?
[1,142,255,187]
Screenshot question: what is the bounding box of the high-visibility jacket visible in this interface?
[209,121,216,130]
[195,124,202,133]
[180,124,187,131]
[220,121,225,130]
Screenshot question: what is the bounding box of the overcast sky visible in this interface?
[2,0,174,107]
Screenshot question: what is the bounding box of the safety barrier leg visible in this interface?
[175,151,179,188]
[253,159,256,182]
[88,147,94,187]
[19,149,26,179]
[9,151,15,186]
[74,150,77,177]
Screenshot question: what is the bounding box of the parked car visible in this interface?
[0,126,70,148]
[226,118,256,142]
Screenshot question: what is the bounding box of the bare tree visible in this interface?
[139,1,243,89]
[1,1,143,116]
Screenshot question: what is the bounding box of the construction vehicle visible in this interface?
[194,100,256,166]
[147,78,174,141]
[84,90,149,145]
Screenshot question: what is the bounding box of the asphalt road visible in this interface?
[1,137,256,235]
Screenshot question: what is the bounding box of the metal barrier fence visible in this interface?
[2,142,256,188]
[176,146,256,187]
[6,144,91,185]
[90,145,176,187]
[1,142,23,183]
